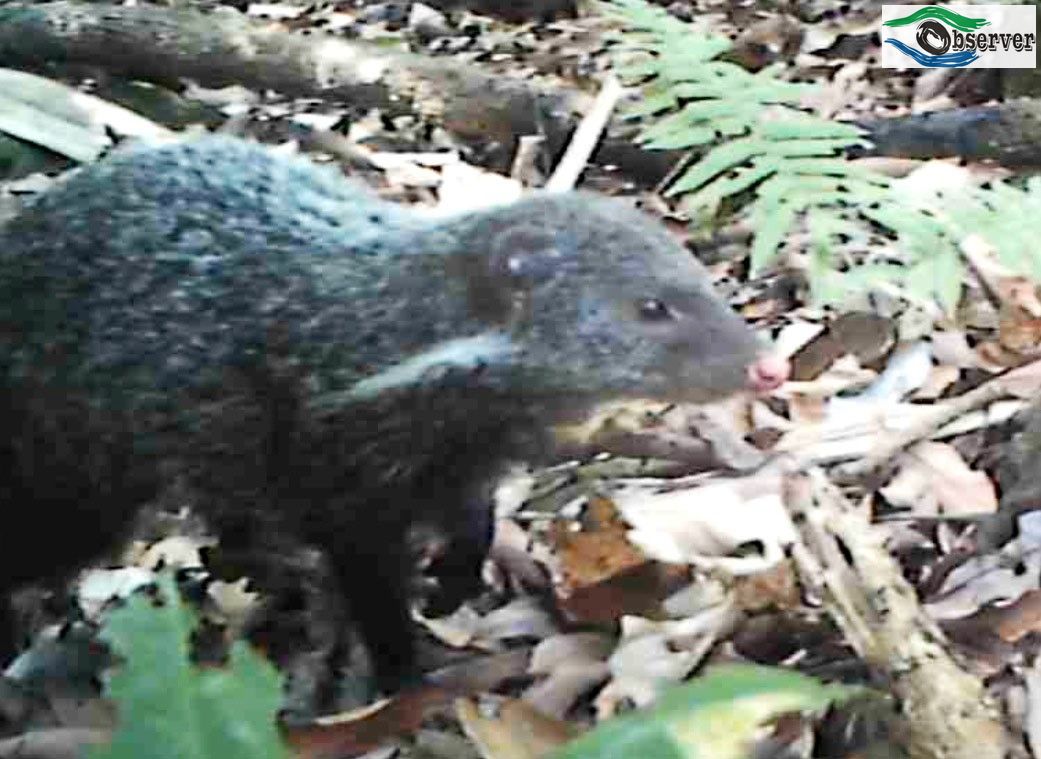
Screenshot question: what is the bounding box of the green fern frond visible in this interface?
[602,0,1041,311]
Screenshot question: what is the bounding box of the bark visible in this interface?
[859,98,1041,167]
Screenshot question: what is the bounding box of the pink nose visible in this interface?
[747,354,789,393]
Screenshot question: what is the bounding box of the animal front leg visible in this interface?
[423,496,493,617]
[331,539,418,693]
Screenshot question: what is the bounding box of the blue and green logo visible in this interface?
[883,6,989,67]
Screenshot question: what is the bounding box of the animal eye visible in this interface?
[637,298,673,321]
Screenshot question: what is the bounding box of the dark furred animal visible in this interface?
[0,137,785,690]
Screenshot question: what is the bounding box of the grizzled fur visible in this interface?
[0,137,762,689]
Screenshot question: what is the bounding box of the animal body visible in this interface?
[0,137,785,690]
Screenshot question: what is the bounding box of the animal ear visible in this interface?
[490,228,574,289]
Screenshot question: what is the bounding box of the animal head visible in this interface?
[440,193,784,405]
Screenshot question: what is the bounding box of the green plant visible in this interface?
[602,0,1041,311]
[89,573,289,759]
[552,664,858,759]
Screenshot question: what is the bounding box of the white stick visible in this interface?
[545,75,623,193]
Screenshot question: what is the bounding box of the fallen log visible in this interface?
[0,2,676,182]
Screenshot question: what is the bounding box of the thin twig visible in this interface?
[836,375,1015,478]
[545,75,623,193]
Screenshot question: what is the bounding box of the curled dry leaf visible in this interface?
[611,473,796,575]
[474,597,560,645]
[999,304,1041,360]
[827,341,932,413]
[963,235,1041,358]
[770,319,825,363]
[974,340,1025,371]
[455,696,577,759]
[776,355,876,402]
[926,513,1041,620]
[522,661,611,721]
[594,604,740,719]
[523,633,615,719]
[997,356,1041,398]
[880,441,998,517]
[419,604,484,649]
[528,633,616,676]
[732,562,802,613]
[552,397,761,471]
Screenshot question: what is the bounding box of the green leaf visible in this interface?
[552,665,858,759]
[748,200,797,275]
[690,100,769,127]
[756,174,848,207]
[656,58,742,84]
[640,125,718,150]
[766,137,861,159]
[89,574,289,759]
[664,138,768,194]
[776,158,886,182]
[758,119,865,141]
[904,251,963,312]
[669,80,808,105]
[604,0,1041,312]
[678,163,775,209]
[623,89,680,118]
[614,61,661,81]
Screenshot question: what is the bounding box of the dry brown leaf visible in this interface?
[983,590,1041,643]
[974,340,1025,370]
[999,304,1041,356]
[550,496,676,623]
[555,562,680,625]
[419,604,483,649]
[788,312,895,381]
[288,687,452,759]
[732,562,801,612]
[455,696,576,759]
[551,497,643,584]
